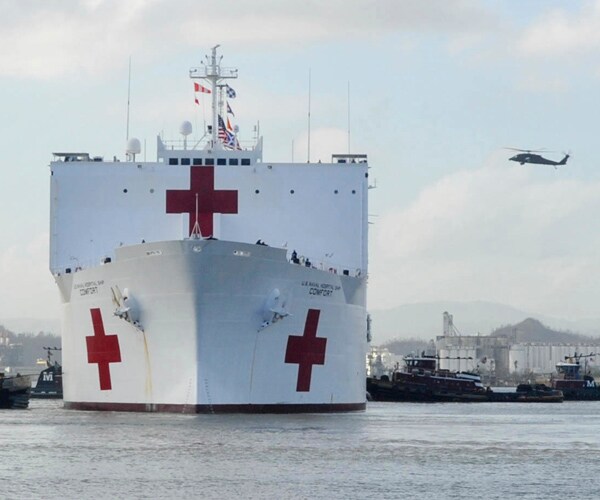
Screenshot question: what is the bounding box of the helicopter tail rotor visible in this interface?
[556,150,571,168]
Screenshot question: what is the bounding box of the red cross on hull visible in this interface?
[285,309,327,392]
[86,308,122,391]
[166,166,238,237]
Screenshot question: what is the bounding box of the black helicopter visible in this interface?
[507,148,570,168]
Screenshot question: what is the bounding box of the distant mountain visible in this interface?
[381,338,432,356]
[0,318,61,336]
[369,301,600,344]
[491,317,597,344]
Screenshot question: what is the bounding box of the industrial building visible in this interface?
[436,312,599,380]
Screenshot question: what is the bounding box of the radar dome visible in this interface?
[126,138,141,155]
[179,120,193,136]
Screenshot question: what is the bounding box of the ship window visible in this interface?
[290,189,295,194]
[193,158,202,165]
[217,158,226,166]
[169,158,178,165]
[123,189,128,193]
[352,189,356,194]
[241,158,251,166]
[181,158,190,165]
[334,190,338,194]
[229,158,239,166]
[205,158,215,166]
[255,189,260,194]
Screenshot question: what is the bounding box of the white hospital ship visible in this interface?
[50,47,369,412]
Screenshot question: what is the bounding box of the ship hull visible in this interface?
[0,375,31,409]
[367,376,489,403]
[561,390,600,401]
[56,239,367,413]
[554,381,600,400]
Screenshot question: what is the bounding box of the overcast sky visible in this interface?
[1,0,599,324]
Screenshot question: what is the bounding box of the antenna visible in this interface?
[307,68,311,163]
[211,45,220,146]
[126,56,132,142]
[347,81,351,154]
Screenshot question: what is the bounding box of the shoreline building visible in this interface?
[436,312,600,380]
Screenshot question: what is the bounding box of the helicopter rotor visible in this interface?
[504,147,550,153]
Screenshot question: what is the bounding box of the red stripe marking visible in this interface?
[65,401,365,413]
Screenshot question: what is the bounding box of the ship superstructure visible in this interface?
[50,46,369,412]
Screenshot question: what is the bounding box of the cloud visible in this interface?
[0,0,499,79]
[0,233,59,320]
[517,1,600,58]
[369,161,600,318]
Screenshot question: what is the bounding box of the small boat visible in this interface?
[0,372,31,409]
[367,355,489,402]
[552,353,600,400]
[31,347,63,399]
[487,383,563,403]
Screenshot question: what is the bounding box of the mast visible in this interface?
[210,45,219,146]
[189,45,238,148]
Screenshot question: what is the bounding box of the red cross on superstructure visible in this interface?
[86,308,122,391]
[285,309,327,392]
[166,166,238,237]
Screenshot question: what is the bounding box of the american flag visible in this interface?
[218,115,228,141]
[218,115,237,149]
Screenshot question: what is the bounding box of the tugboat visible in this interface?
[552,353,600,400]
[367,354,489,402]
[31,347,63,399]
[0,372,31,409]
[367,354,564,403]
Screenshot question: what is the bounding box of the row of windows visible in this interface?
[121,188,358,195]
[254,189,358,195]
[168,158,252,166]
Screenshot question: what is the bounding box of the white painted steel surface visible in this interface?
[56,240,366,407]
[50,158,368,276]
[50,49,369,411]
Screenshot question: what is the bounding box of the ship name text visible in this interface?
[74,280,105,296]
[301,281,340,297]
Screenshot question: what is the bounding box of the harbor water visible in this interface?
[1,399,599,499]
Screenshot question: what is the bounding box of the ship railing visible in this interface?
[51,251,367,279]
[51,254,114,277]
[331,153,368,164]
[160,137,256,152]
[288,254,365,278]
